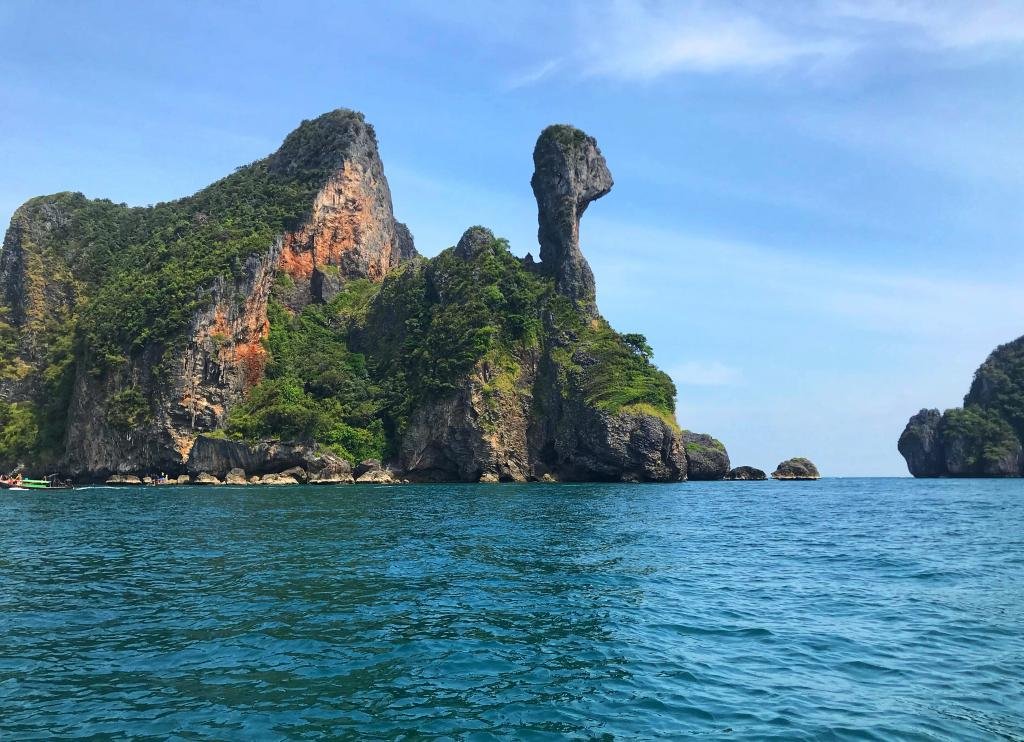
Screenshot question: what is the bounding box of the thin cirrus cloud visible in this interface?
[831,0,1024,49]
[507,0,1024,84]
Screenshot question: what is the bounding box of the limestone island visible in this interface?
[899,336,1024,477]
[0,109,731,484]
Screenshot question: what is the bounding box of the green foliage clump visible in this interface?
[223,295,386,463]
[106,388,151,431]
[362,236,547,432]
[11,113,368,381]
[0,307,25,381]
[541,124,590,149]
[353,233,677,439]
[966,336,1024,442]
[684,436,726,454]
[0,401,39,469]
[941,406,1020,473]
[573,322,677,415]
[74,164,318,371]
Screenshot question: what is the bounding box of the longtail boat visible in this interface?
[0,475,74,490]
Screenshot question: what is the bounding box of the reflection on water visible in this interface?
[1,479,1022,738]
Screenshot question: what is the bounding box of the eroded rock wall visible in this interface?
[274,114,416,309]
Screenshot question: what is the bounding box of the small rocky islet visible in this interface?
[899,336,1024,477]
[724,466,767,481]
[770,458,821,480]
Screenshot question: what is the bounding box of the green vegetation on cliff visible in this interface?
[901,335,1024,477]
[223,287,387,463]
[965,337,1024,442]
[222,231,679,458]
[0,401,38,466]
[545,293,676,423]
[362,234,547,431]
[1,110,696,479]
[9,113,368,381]
[75,165,318,371]
[940,406,1020,472]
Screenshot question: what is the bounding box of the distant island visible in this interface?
[900,336,1024,477]
[0,109,736,484]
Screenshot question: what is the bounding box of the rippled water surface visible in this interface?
[1,479,1023,739]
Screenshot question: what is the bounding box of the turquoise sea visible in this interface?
[1,479,1022,739]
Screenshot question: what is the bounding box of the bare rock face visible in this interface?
[898,409,945,477]
[771,458,820,480]
[273,110,417,309]
[682,432,730,480]
[724,466,766,480]
[105,474,142,485]
[453,226,495,261]
[224,468,247,485]
[529,383,688,482]
[353,459,382,477]
[399,339,537,483]
[187,436,308,478]
[531,125,612,312]
[355,468,395,484]
[258,471,300,485]
[308,452,353,484]
[186,435,345,481]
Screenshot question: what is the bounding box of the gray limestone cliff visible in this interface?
[531,125,612,313]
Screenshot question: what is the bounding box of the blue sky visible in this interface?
[2,1,1023,475]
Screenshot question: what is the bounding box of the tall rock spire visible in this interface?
[530,125,613,312]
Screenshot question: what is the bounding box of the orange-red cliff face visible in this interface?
[271,115,416,309]
[280,162,398,283]
[156,114,419,468]
[1,110,418,477]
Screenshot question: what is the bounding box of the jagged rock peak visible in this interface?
[531,124,613,311]
[273,109,418,307]
[454,226,496,260]
[898,409,944,477]
[269,109,378,177]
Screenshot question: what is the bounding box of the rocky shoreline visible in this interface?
[96,435,820,486]
[106,458,399,486]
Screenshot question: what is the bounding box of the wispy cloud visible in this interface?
[507,0,1024,85]
[504,59,563,90]
[831,0,1024,50]
[571,2,847,79]
[584,214,1024,343]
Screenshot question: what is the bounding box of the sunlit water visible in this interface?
[1,479,1022,739]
